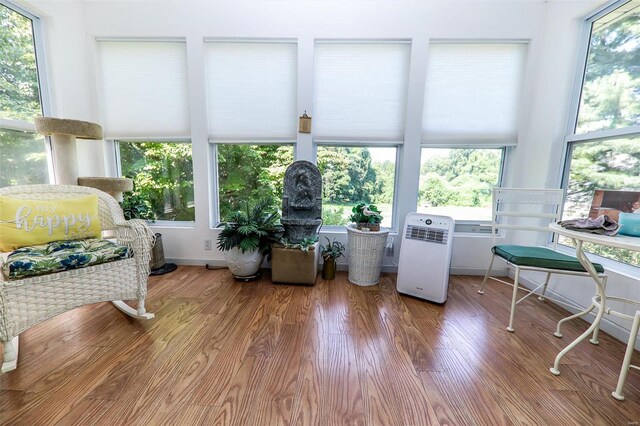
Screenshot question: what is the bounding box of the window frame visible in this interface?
[0,0,53,183]
[114,138,196,227]
[559,0,640,270]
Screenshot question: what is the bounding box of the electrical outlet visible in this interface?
[385,241,394,256]
[204,239,212,250]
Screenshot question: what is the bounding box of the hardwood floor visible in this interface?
[1,266,639,425]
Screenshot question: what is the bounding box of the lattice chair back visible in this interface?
[491,188,564,248]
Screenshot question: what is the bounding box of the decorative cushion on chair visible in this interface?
[493,245,605,273]
[0,195,102,251]
[2,239,131,280]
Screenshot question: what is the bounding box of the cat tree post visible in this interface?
[34,117,103,185]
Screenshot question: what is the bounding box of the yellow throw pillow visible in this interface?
[0,195,102,252]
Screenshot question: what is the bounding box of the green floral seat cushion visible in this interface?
[2,239,131,280]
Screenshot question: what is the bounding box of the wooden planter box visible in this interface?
[271,242,319,285]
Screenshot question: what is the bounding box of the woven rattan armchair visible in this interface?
[0,185,156,372]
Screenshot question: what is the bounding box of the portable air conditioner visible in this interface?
[396,213,455,303]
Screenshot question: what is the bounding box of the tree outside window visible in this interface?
[0,3,48,187]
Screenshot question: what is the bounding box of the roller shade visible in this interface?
[422,43,528,146]
[205,41,297,141]
[314,41,411,143]
[98,40,190,139]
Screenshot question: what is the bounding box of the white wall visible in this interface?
[22,0,639,344]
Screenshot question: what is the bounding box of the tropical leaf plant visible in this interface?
[216,198,283,256]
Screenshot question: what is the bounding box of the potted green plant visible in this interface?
[320,237,346,280]
[349,202,383,231]
[217,198,282,279]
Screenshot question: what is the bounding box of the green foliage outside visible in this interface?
[217,144,294,221]
[316,146,396,226]
[119,142,195,221]
[0,5,48,187]
[577,11,640,132]
[0,5,41,121]
[418,149,501,210]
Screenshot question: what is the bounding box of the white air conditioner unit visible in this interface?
[396,213,455,303]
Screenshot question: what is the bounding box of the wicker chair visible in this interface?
[0,184,156,372]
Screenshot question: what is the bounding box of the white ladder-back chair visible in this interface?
[478,188,607,334]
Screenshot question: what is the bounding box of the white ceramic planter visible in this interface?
[224,247,263,277]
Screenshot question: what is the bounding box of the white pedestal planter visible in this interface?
[346,224,389,286]
[224,247,263,278]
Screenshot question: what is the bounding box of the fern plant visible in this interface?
[216,199,283,256]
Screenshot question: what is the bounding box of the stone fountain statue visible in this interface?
[280,160,322,243]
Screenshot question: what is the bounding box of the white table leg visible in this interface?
[551,240,607,376]
[612,310,640,401]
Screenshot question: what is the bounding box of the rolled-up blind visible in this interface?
[314,41,411,143]
[422,43,528,146]
[98,40,190,139]
[205,41,297,142]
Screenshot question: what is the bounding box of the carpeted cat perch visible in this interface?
[35,117,104,185]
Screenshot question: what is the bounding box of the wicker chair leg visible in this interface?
[2,336,19,373]
[112,300,155,320]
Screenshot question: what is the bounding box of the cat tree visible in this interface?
[35,117,132,201]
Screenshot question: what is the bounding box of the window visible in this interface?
[118,141,195,221]
[562,136,640,267]
[0,2,49,186]
[216,144,294,221]
[313,41,409,228]
[316,146,397,228]
[575,1,640,133]
[204,41,298,222]
[562,1,640,267]
[418,148,504,222]
[419,42,526,222]
[98,40,194,222]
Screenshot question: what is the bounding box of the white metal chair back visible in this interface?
[491,188,564,247]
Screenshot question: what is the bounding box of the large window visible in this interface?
[0,2,49,186]
[420,42,526,222]
[313,41,409,228]
[418,148,503,221]
[118,141,195,222]
[205,41,298,223]
[216,144,294,221]
[317,146,396,228]
[562,1,640,267]
[99,40,194,222]
[575,1,640,133]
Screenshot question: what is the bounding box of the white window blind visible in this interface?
[98,40,190,139]
[205,41,297,141]
[422,43,528,146]
[314,42,411,143]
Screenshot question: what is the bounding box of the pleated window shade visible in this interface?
[422,43,528,146]
[205,42,297,141]
[98,41,190,139]
[313,42,411,143]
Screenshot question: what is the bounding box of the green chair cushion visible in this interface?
[2,239,131,280]
[493,245,605,273]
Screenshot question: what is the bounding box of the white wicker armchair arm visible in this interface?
[116,219,156,293]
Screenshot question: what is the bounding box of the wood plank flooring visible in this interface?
[1,266,639,425]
